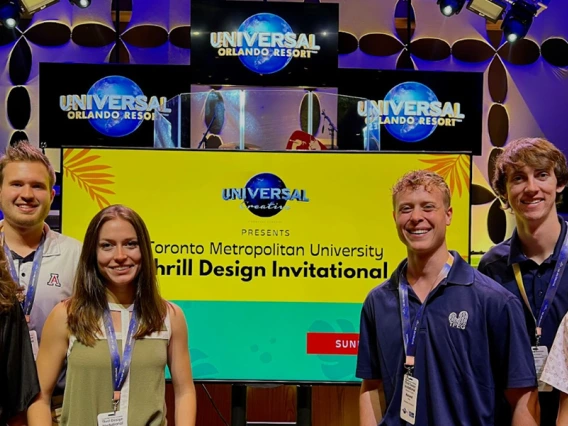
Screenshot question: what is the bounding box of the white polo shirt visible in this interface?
[0,221,82,343]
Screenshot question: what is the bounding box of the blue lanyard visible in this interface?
[103,307,138,412]
[512,226,568,346]
[2,232,46,319]
[399,254,453,374]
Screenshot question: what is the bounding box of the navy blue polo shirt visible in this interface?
[356,251,536,426]
[478,216,568,426]
[478,217,568,349]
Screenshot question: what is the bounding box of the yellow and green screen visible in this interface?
[61,148,471,383]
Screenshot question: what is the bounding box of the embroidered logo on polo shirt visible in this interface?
[448,311,468,330]
[47,273,61,287]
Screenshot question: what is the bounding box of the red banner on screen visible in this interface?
[306,332,360,355]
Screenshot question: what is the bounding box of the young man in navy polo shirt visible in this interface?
[357,170,539,426]
[479,137,568,426]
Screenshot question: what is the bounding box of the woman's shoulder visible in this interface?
[165,301,184,317]
[47,300,70,323]
[164,301,187,333]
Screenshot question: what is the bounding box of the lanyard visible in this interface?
[512,228,568,346]
[103,307,138,413]
[399,254,454,375]
[1,232,46,321]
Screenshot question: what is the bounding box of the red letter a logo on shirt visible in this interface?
[47,273,61,287]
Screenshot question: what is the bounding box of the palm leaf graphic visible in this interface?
[63,149,115,209]
[419,155,470,197]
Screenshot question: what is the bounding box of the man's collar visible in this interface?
[446,252,475,285]
[10,249,34,262]
[0,220,59,257]
[390,250,473,289]
[507,215,566,266]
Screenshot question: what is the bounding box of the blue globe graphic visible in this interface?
[238,13,294,74]
[383,82,439,143]
[244,173,287,218]
[87,76,144,137]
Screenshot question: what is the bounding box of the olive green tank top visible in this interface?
[61,303,170,426]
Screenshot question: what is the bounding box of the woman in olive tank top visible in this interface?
[27,205,196,426]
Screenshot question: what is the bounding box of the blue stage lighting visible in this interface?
[437,0,467,16]
[502,1,537,42]
[69,0,90,8]
[0,1,20,28]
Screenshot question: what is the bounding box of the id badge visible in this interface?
[532,346,553,392]
[97,411,126,426]
[29,330,39,360]
[400,374,419,425]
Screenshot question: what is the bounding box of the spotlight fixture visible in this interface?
[69,0,90,7]
[18,0,60,15]
[0,1,19,28]
[437,0,466,17]
[501,1,537,43]
[466,0,507,23]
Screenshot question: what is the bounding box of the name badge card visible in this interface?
[400,374,419,424]
[532,346,553,392]
[97,412,126,426]
[29,330,39,360]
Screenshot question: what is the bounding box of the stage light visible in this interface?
[0,1,20,28]
[69,0,90,8]
[501,1,537,43]
[437,0,466,17]
[466,0,507,23]
[18,0,60,15]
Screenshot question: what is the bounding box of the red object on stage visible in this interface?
[286,130,328,151]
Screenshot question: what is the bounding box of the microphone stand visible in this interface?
[321,110,338,150]
[197,112,216,149]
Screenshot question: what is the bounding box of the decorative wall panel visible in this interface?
[0,0,566,253]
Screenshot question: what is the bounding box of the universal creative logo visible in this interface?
[357,81,466,143]
[59,75,172,138]
[209,13,321,74]
[222,173,309,217]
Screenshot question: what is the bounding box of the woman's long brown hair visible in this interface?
[0,246,18,313]
[67,205,166,346]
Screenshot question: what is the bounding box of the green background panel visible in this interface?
[173,301,363,383]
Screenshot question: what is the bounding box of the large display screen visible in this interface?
[61,148,471,383]
[338,69,483,154]
[40,63,190,148]
[190,0,339,87]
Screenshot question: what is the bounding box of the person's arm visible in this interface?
[27,303,69,426]
[167,303,196,426]
[356,294,385,426]
[490,296,539,426]
[359,379,385,426]
[557,392,568,426]
[505,388,540,426]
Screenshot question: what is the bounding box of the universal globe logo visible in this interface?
[357,82,466,143]
[59,76,172,138]
[210,13,320,74]
[222,173,309,217]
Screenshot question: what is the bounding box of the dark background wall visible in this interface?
[1,0,567,257]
